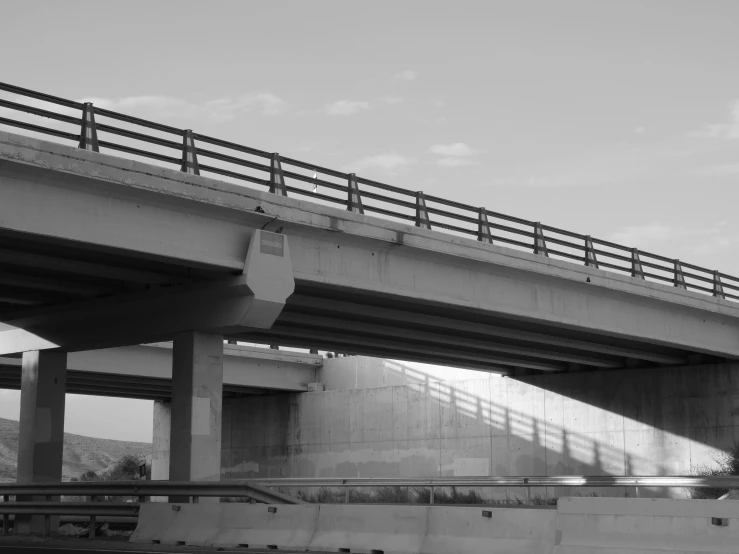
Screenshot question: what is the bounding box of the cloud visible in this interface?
[608,221,739,257]
[635,126,646,134]
[701,163,739,176]
[84,93,289,121]
[395,69,417,82]
[430,143,478,157]
[690,99,739,139]
[522,175,579,187]
[436,157,478,167]
[352,153,414,172]
[429,142,481,167]
[324,100,371,116]
[381,96,403,105]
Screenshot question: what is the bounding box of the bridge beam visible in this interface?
[0,229,295,355]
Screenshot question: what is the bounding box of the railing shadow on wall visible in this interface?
[221,357,725,502]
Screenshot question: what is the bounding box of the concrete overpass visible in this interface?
[0,343,321,400]
[2,130,739,375]
[3,82,739,535]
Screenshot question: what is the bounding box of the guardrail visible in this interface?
[1,81,738,302]
[1,475,737,537]
[0,481,300,537]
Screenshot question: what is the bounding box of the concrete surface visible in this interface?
[170,333,223,491]
[555,497,739,553]
[4,131,739,372]
[131,502,557,553]
[0,343,321,399]
[222,357,739,500]
[130,499,739,553]
[15,351,67,534]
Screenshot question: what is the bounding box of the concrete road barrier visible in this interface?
[130,498,739,553]
[308,504,428,553]
[555,497,739,554]
[130,503,222,546]
[215,504,319,549]
[422,505,558,554]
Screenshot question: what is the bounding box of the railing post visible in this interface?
[478,208,493,243]
[713,270,725,299]
[43,495,50,537]
[631,248,645,279]
[180,129,200,175]
[269,153,288,196]
[429,486,434,505]
[584,235,598,268]
[78,102,99,152]
[89,495,96,539]
[674,260,687,289]
[344,487,350,504]
[1,495,7,535]
[347,173,364,214]
[533,222,548,257]
[415,191,431,229]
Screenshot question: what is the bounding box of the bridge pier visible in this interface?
[151,400,171,502]
[169,332,223,503]
[15,350,67,534]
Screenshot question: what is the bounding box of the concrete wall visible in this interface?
[222,357,739,499]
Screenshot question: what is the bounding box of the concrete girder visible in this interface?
[0,247,183,285]
[239,331,516,373]
[0,271,111,297]
[0,341,319,398]
[278,311,623,368]
[246,325,564,372]
[285,295,687,365]
[0,230,294,355]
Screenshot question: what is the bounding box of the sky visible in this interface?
[2,0,739,441]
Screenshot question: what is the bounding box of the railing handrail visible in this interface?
[1,81,737,302]
[1,475,738,493]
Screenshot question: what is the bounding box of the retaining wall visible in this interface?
[222,358,739,500]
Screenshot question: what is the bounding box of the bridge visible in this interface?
[2,82,739,547]
[0,342,320,400]
[2,82,739,375]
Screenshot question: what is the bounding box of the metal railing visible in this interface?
[1,81,738,301]
[0,480,300,538]
[1,475,737,536]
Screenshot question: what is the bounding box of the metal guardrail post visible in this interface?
[78,103,99,153]
[89,495,96,539]
[43,496,50,537]
[344,487,350,504]
[429,486,434,505]
[714,270,725,299]
[1,495,7,535]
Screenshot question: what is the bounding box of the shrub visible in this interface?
[690,441,739,500]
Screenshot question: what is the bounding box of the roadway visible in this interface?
[0,540,336,554]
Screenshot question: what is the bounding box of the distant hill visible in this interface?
[0,417,151,483]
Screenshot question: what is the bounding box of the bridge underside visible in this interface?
[0,229,708,376]
[0,362,270,401]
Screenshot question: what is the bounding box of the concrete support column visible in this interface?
[151,401,171,502]
[16,350,67,534]
[169,332,223,502]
